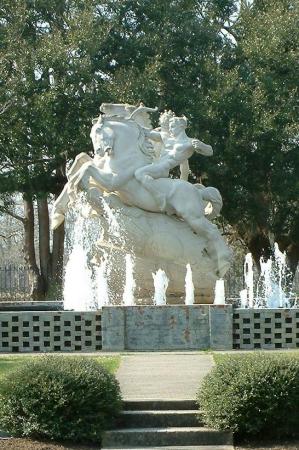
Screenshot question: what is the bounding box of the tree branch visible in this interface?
[0,205,25,223]
[0,232,19,240]
[221,25,238,42]
[0,101,12,115]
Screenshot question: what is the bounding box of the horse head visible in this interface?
[90,116,115,157]
[90,115,154,163]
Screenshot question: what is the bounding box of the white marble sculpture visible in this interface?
[52,103,231,302]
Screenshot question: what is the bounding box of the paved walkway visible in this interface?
[116,352,214,400]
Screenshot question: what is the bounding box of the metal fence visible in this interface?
[0,263,297,300]
[0,265,30,298]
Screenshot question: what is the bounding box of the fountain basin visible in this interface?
[101,305,233,351]
[1,305,298,353]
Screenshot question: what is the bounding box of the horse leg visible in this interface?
[67,152,92,181]
[135,163,170,211]
[52,156,98,229]
[185,215,230,277]
[139,176,167,211]
[73,162,125,192]
[170,186,230,276]
[52,184,70,229]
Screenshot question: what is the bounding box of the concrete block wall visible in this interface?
[0,311,102,352]
[233,308,299,350]
[1,306,299,353]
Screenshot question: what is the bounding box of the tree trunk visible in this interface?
[37,197,51,292]
[51,221,65,300]
[246,232,272,271]
[23,196,45,299]
[285,244,299,280]
[275,238,299,282]
[37,196,65,300]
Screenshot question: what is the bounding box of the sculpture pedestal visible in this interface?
[64,192,230,304]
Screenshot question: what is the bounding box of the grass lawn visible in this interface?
[0,354,121,380]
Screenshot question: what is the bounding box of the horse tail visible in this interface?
[194,184,223,219]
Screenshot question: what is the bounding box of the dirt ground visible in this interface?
[236,439,299,450]
[0,438,101,450]
[1,438,299,450]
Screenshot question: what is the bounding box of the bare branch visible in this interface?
[0,101,12,115]
[0,205,25,223]
[221,25,238,42]
[0,232,19,240]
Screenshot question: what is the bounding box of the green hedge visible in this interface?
[198,354,299,437]
[0,356,122,443]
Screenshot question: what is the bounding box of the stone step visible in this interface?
[102,427,233,448]
[120,410,203,428]
[103,447,234,450]
[123,399,197,411]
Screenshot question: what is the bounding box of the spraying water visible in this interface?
[101,197,120,237]
[94,253,110,308]
[123,254,136,306]
[63,193,122,310]
[214,279,226,305]
[185,264,195,305]
[244,253,254,308]
[64,244,94,311]
[241,243,294,308]
[63,194,97,310]
[240,289,248,308]
[274,243,289,308]
[153,269,169,306]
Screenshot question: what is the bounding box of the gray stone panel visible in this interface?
[102,305,234,351]
[123,305,210,350]
[209,305,233,350]
[101,306,125,351]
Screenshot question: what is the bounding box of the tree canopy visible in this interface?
[0,0,298,296]
[199,0,299,271]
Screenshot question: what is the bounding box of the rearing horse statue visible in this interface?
[52,109,231,277]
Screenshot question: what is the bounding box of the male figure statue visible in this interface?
[135,113,213,210]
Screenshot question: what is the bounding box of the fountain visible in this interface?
[123,254,136,306]
[54,102,232,308]
[240,243,295,309]
[94,253,110,308]
[214,279,226,305]
[2,102,298,355]
[152,269,169,306]
[50,101,299,352]
[185,264,195,305]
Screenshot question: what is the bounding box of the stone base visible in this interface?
[101,305,233,351]
[0,301,63,311]
[64,194,231,305]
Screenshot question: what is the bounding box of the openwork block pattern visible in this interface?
[233,308,299,350]
[0,311,102,352]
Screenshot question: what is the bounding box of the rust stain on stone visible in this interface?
[183,327,191,342]
[169,315,177,329]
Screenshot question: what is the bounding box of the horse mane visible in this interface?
[97,115,154,161]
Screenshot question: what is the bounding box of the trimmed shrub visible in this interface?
[0,356,122,443]
[198,354,299,436]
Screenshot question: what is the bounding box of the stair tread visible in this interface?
[123,400,198,411]
[106,427,229,432]
[122,410,200,414]
[102,446,234,450]
[123,399,197,403]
